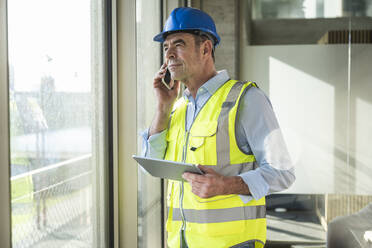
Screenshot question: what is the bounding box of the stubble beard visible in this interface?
[170,64,187,82]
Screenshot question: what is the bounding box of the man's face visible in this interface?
[163,32,201,82]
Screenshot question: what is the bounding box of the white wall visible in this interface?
[240,44,372,195]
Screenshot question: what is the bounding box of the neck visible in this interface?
[183,69,217,99]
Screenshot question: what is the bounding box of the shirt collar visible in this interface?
[183,70,230,101]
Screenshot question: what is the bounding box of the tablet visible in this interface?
[132,155,204,181]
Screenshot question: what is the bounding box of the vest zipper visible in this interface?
[180,130,190,247]
[182,130,189,163]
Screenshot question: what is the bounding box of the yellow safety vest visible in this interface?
[164,80,266,248]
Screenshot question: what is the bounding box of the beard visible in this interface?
[168,61,186,81]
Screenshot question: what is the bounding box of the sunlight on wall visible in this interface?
[355,98,372,194]
[268,56,335,193]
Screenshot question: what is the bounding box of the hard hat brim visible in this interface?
[153,28,220,46]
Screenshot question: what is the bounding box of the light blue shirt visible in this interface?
[141,70,295,203]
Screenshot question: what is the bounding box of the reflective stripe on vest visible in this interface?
[170,205,266,223]
[216,81,245,167]
[216,81,257,168]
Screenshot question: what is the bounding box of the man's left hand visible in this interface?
[182,165,228,198]
[182,165,251,198]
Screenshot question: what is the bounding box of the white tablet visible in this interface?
[132,155,204,181]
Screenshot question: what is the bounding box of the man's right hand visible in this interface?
[149,63,180,136]
[153,63,180,110]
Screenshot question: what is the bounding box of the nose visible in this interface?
[165,46,176,61]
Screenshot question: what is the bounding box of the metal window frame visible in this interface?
[117,0,138,247]
[0,0,11,246]
[105,0,118,247]
[109,0,119,247]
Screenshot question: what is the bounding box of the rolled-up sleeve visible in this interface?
[239,165,296,203]
[141,129,168,159]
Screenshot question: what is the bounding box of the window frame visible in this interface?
[117,0,138,247]
[0,0,11,246]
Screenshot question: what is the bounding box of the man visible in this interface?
[142,7,295,248]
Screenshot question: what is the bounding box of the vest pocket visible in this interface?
[188,121,218,165]
[165,127,181,161]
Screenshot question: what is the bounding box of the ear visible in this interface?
[202,40,213,56]
[203,42,208,54]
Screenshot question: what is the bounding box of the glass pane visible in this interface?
[242,0,372,246]
[136,0,163,248]
[8,0,108,247]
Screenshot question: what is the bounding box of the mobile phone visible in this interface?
[162,68,172,90]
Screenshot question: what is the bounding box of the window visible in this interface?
[7,0,109,247]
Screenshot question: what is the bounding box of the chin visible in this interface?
[171,72,182,81]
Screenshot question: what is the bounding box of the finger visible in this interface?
[160,62,167,70]
[198,165,218,175]
[191,184,202,196]
[191,183,211,198]
[188,180,203,191]
[154,71,168,86]
[155,69,167,80]
[154,82,168,91]
[155,64,168,75]
[153,79,169,91]
[182,172,206,183]
[182,172,194,182]
[154,74,163,84]
[153,78,164,87]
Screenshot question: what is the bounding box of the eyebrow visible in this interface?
[163,39,186,48]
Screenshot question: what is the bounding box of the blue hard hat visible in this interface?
[153,7,221,46]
